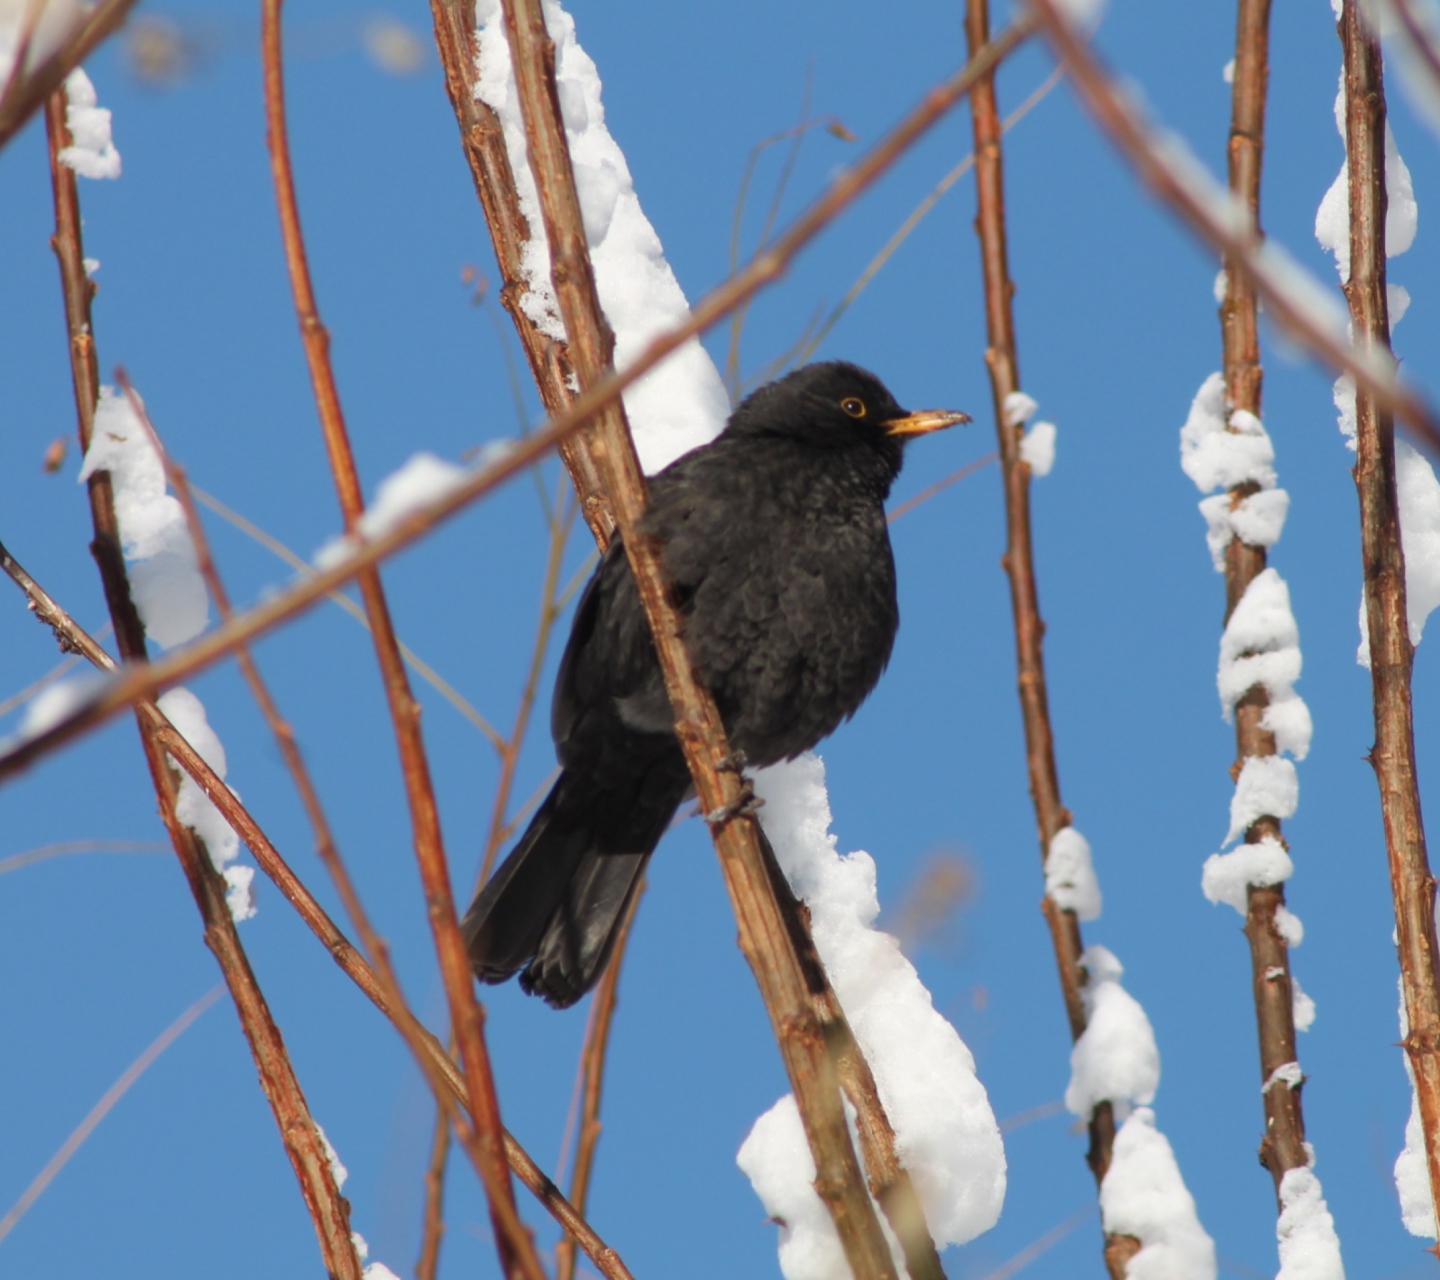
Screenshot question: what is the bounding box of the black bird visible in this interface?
[463,362,966,1007]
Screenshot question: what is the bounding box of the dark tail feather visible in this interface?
[462,764,686,1008]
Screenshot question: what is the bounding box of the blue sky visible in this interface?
[4,1,1440,1277]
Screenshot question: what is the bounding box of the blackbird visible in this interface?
[463,361,966,1007]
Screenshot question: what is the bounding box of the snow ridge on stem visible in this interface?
[472,3,1003,1272]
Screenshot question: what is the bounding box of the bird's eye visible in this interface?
[840,397,867,418]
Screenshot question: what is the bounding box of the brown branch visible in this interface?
[417,1093,453,1280]
[554,881,643,1280]
[1210,0,1311,1195]
[259,7,545,1279]
[43,94,364,1280]
[0,0,141,155]
[1338,2,1440,1237]
[962,4,1129,1272]
[0,542,637,1280]
[0,20,1032,787]
[1029,0,1440,459]
[428,0,616,546]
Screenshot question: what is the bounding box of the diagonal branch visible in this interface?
[1029,0,1440,458]
[1213,0,1311,1195]
[962,3,1130,1275]
[0,541,637,1280]
[259,6,545,1279]
[43,91,364,1280]
[1337,0,1440,1235]
[0,20,1033,789]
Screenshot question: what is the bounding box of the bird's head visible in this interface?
[728,362,969,478]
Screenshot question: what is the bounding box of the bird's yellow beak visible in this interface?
[883,409,971,438]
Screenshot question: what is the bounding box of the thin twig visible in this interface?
[259,7,545,1278]
[963,3,1131,1272]
[0,839,167,876]
[0,20,1033,785]
[1211,0,1311,1196]
[1029,0,1440,457]
[0,985,224,1246]
[1337,0,1440,1235]
[792,62,1065,372]
[887,453,997,523]
[43,94,365,1280]
[418,1096,454,1280]
[555,882,643,1280]
[0,544,636,1280]
[188,483,505,748]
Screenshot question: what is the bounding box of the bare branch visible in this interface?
[1337,0,1440,1234]
[259,6,545,1277]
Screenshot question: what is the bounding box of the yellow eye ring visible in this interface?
[840,397,866,418]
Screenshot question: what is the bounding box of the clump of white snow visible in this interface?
[1180,373,1278,494]
[1197,488,1290,572]
[158,687,255,922]
[16,671,104,740]
[79,386,210,649]
[1045,826,1101,920]
[1263,1062,1304,1095]
[1064,946,1159,1120]
[740,754,1005,1264]
[1396,980,1439,1237]
[1020,421,1056,477]
[0,0,86,87]
[1217,569,1312,759]
[1099,1108,1217,1280]
[1226,755,1299,846]
[58,68,121,180]
[1003,391,1038,427]
[1201,834,1293,913]
[473,0,729,473]
[1292,976,1316,1033]
[1276,1166,1344,1280]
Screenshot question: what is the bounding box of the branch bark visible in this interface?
[43,92,364,1280]
[1214,0,1311,1193]
[259,6,546,1278]
[1338,0,1440,1235]
[962,4,1132,1274]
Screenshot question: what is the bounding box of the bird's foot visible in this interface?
[716,749,749,775]
[705,778,764,828]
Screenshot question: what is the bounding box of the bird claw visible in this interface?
[705,784,764,828]
[716,749,749,775]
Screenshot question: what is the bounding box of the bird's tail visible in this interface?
[462,763,687,1008]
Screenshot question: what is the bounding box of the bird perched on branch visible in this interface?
[463,361,967,1007]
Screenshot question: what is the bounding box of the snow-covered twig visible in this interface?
[1336,0,1440,1240]
[0,15,1035,785]
[962,4,1136,1270]
[41,97,369,1280]
[1205,0,1315,1201]
[259,6,546,1279]
[0,539,639,1280]
[1029,0,1440,459]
